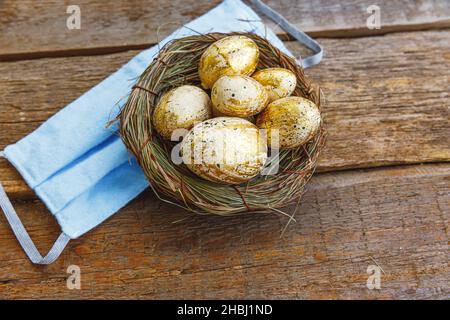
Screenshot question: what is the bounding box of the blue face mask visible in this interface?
[0,0,322,264]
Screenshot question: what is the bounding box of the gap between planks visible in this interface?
[1,161,449,200]
[1,24,450,62]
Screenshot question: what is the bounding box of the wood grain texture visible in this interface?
[0,163,448,299]
[0,0,449,60]
[261,0,450,38]
[299,30,450,171]
[1,30,449,196]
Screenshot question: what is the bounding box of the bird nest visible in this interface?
[117,32,326,217]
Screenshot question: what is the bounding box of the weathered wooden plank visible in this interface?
[298,30,450,171]
[0,163,448,299]
[1,30,449,196]
[263,0,450,38]
[0,0,449,60]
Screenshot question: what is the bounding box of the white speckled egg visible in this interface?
[252,68,297,103]
[211,75,269,117]
[153,85,212,140]
[256,96,321,149]
[199,36,259,89]
[211,105,255,123]
[180,117,267,184]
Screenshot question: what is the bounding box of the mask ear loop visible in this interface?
[250,0,323,68]
[0,151,70,264]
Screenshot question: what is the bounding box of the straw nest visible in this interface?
[117,32,326,217]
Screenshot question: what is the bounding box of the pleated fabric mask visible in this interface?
[0,0,322,264]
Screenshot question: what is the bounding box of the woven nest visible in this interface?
[117,32,326,217]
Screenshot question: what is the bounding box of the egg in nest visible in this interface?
[256,96,321,149]
[211,75,269,117]
[211,105,255,123]
[180,117,267,184]
[252,68,297,103]
[198,35,259,89]
[153,85,212,140]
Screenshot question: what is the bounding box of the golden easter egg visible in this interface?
[198,35,259,89]
[256,96,321,149]
[211,105,255,123]
[252,68,297,103]
[180,117,268,184]
[211,75,269,117]
[153,85,212,140]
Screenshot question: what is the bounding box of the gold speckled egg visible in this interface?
[199,36,259,89]
[256,97,321,149]
[211,105,255,123]
[211,75,269,117]
[252,68,297,103]
[180,117,267,184]
[153,85,212,140]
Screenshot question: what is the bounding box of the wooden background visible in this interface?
[0,0,449,299]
